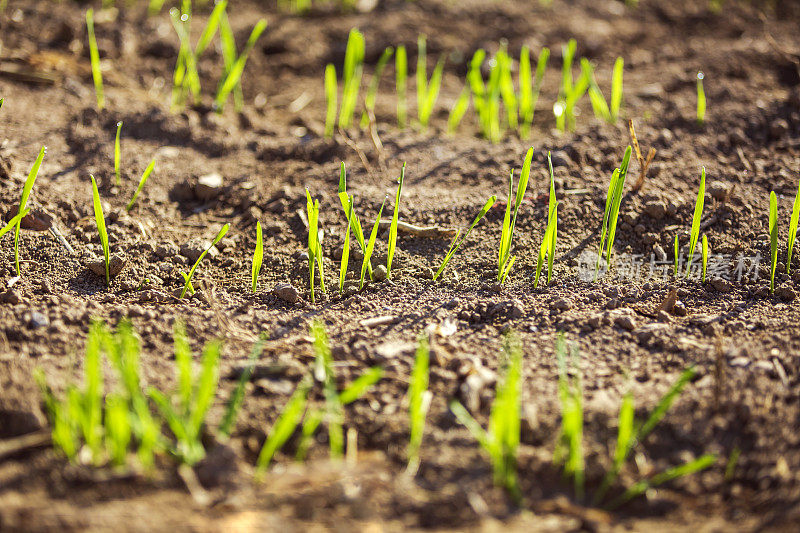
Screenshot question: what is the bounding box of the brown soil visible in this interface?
[2,0,800,530]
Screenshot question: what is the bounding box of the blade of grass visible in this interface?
[340,195,354,293]
[339,29,365,129]
[114,121,122,186]
[215,19,267,112]
[325,64,337,139]
[447,85,471,135]
[252,221,263,293]
[770,191,778,293]
[609,454,716,509]
[702,234,708,283]
[610,57,624,122]
[788,178,800,274]
[406,334,431,475]
[14,146,45,276]
[360,198,387,289]
[218,340,264,439]
[434,195,496,280]
[86,9,105,110]
[685,167,706,278]
[386,164,405,278]
[180,224,229,298]
[126,158,155,211]
[396,45,407,129]
[90,174,110,286]
[696,72,706,125]
[255,380,310,476]
[361,46,394,128]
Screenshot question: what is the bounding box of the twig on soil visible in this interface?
[49,225,76,256]
[736,146,753,173]
[359,315,398,328]
[377,219,456,238]
[0,430,51,460]
[629,120,656,192]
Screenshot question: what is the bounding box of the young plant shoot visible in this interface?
[324,64,338,138]
[450,333,522,502]
[338,29,365,129]
[519,46,549,138]
[14,147,45,276]
[696,72,706,125]
[498,148,533,283]
[594,146,632,279]
[86,9,105,110]
[416,35,445,130]
[90,175,110,286]
[126,159,156,211]
[769,191,778,293]
[361,46,394,128]
[252,221,263,293]
[337,163,371,278]
[360,198,387,289]
[386,164,405,278]
[447,86,471,135]
[788,178,800,274]
[702,234,708,284]
[685,167,706,278]
[114,121,122,186]
[396,45,408,129]
[306,190,325,302]
[554,334,584,499]
[434,195,497,281]
[180,224,229,298]
[339,196,355,293]
[215,18,267,113]
[406,334,431,476]
[255,379,310,476]
[535,153,558,288]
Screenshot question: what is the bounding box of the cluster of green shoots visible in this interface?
[169,1,266,112]
[35,320,254,469]
[768,178,800,293]
[554,334,716,508]
[671,168,708,282]
[497,148,533,283]
[594,146,631,280]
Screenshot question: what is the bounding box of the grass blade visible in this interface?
[126,158,155,211]
[339,29,365,129]
[215,19,267,112]
[114,121,122,186]
[386,164,405,278]
[340,195,354,293]
[86,9,105,110]
[219,340,264,439]
[324,64,338,139]
[90,174,110,286]
[255,381,309,476]
[434,195,496,280]
[406,335,431,475]
[338,366,383,405]
[702,234,708,283]
[789,179,800,273]
[696,72,706,125]
[252,221,263,293]
[447,85,471,135]
[180,224,229,298]
[770,190,778,293]
[396,45,407,129]
[685,167,706,278]
[361,46,394,128]
[610,454,716,508]
[14,147,45,276]
[360,198,386,289]
[610,57,624,122]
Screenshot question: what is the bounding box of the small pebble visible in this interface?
[274,283,299,304]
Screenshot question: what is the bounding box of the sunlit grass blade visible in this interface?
[447,85,471,135]
[610,57,624,122]
[581,59,611,123]
[114,121,122,186]
[554,333,584,499]
[673,234,680,277]
[702,234,708,283]
[255,380,310,476]
[105,394,131,467]
[337,163,371,277]
[215,19,267,113]
[535,152,558,288]
[769,191,778,293]
[361,46,394,128]
[306,189,321,302]
[340,197,354,293]
[324,64,337,139]
[406,334,431,475]
[360,198,386,289]
[386,164,405,278]
[434,195,496,281]
[15,146,45,276]
[338,366,383,405]
[609,454,716,509]
[788,178,800,274]
[126,158,155,211]
[696,72,706,125]
[339,29,365,129]
[252,221,263,293]
[219,340,263,439]
[86,9,105,110]
[685,167,706,278]
[519,46,549,138]
[90,174,110,286]
[604,146,632,265]
[396,45,407,129]
[218,10,243,112]
[416,35,445,130]
[498,49,517,130]
[180,224,229,298]
[0,208,30,240]
[498,147,533,282]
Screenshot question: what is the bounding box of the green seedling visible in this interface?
[519,46,549,138]
[339,29,365,129]
[386,164,405,278]
[149,323,221,465]
[0,209,31,240]
[361,46,394,128]
[595,146,632,279]
[114,121,122,186]
[450,333,522,502]
[252,221,263,293]
[416,35,445,130]
[86,9,105,110]
[467,47,512,143]
[90,174,110,286]
[360,197,387,289]
[169,1,227,109]
[324,64,337,138]
[215,18,267,113]
[339,195,354,293]
[725,447,741,481]
[673,234,680,277]
[126,159,156,211]
[447,85,471,135]
[554,39,590,132]
[306,190,326,302]
[554,334,584,499]
[498,147,533,283]
[580,57,624,124]
[0,98,3,110]
[434,195,496,281]
[406,335,431,476]
[498,47,517,131]
[696,72,706,125]
[297,321,382,460]
[769,191,778,293]
[593,367,715,508]
[685,167,706,278]
[702,234,708,283]
[337,163,372,278]
[255,379,310,475]
[15,147,45,276]
[180,224,229,298]
[396,45,408,129]
[218,10,243,112]
[218,339,264,439]
[535,153,559,288]
[788,178,800,274]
